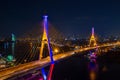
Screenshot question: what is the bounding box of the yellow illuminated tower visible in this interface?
[40,16,49,60]
[89,27,97,47]
[39,16,54,62]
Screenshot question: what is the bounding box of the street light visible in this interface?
[54,48,59,54]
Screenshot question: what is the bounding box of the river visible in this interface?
[51,51,120,80]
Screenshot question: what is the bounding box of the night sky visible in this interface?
[0,0,120,38]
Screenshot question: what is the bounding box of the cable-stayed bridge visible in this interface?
[0,15,120,80]
[0,42,120,80]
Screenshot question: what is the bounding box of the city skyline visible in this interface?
[0,0,120,37]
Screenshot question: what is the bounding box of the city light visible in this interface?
[54,48,59,53]
[7,55,13,62]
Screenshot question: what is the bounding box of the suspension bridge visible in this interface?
[0,15,120,80]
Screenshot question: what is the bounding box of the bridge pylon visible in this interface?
[89,27,97,47]
[39,15,54,63]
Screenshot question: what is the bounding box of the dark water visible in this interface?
[52,52,120,80]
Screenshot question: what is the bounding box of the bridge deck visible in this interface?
[0,42,119,80]
[0,51,75,80]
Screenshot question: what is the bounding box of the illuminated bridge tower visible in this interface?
[39,15,54,62]
[89,27,97,47]
[40,15,54,80]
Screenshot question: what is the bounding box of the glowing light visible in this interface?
[7,55,13,61]
[92,27,94,35]
[40,16,55,80]
[44,15,48,18]
[43,15,54,63]
[48,64,54,80]
[41,68,47,80]
[90,71,96,80]
[61,55,65,58]
[54,48,59,53]
[89,27,97,47]
[11,33,15,42]
[88,61,98,80]
[40,15,54,63]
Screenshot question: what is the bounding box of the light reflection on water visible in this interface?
[88,59,98,80]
